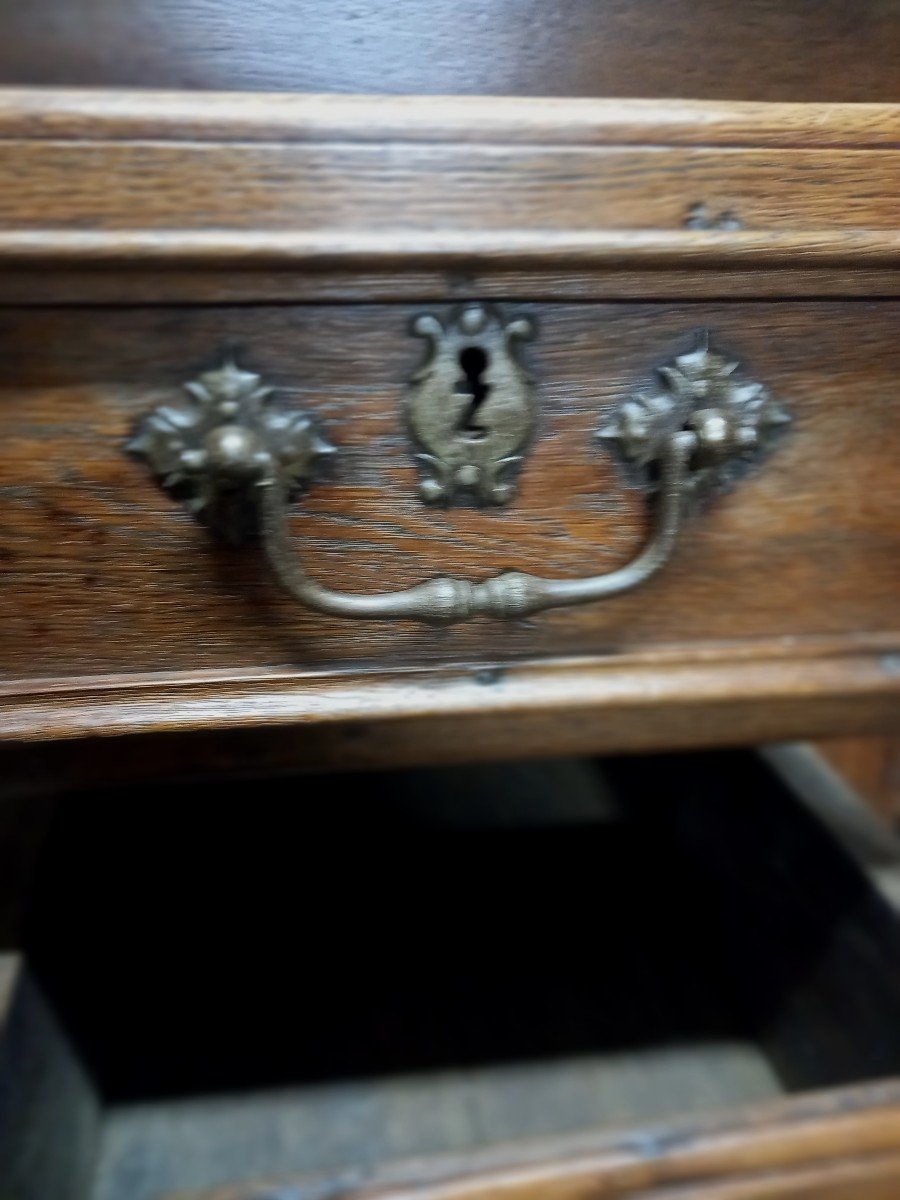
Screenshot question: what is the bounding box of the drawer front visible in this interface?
[1,300,898,677]
[0,93,898,748]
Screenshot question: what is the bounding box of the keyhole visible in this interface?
[454,346,491,440]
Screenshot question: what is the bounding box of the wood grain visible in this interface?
[1,641,898,748]
[0,94,896,747]
[0,1,897,102]
[0,93,896,302]
[7,267,900,308]
[0,302,898,681]
[1,92,899,147]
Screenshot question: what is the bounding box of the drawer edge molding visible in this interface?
[0,229,897,271]
[0,643,897,748]
[0,90,898,148]
[0,90,897,301]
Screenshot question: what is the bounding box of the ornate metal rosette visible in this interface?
[598,338,791,496]
[127,360,334,542]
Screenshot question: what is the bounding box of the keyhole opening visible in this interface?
[454,346,491,440]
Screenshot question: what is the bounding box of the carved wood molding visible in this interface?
[0,91,898,147]
[1,639,897,747]
[0,92,896,301]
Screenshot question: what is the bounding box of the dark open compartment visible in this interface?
[10,751,900,1200]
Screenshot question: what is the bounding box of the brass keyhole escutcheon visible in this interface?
[406,305,535,506]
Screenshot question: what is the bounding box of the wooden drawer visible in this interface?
[10,752,900,1199]
[0,92,897,758]
[1,301,899,672]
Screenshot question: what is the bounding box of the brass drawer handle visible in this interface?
[129,341,789,625]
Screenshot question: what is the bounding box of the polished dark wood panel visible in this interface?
[0,0,897,102]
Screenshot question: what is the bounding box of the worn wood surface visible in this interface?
[0,93,897,303]
[1,645,899,752]
[7,267,900,308]
[3,124,895,234]
[2,93,900,146]
[0,94,896,747]
[0,0,897,102]
[0,302,897,691]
